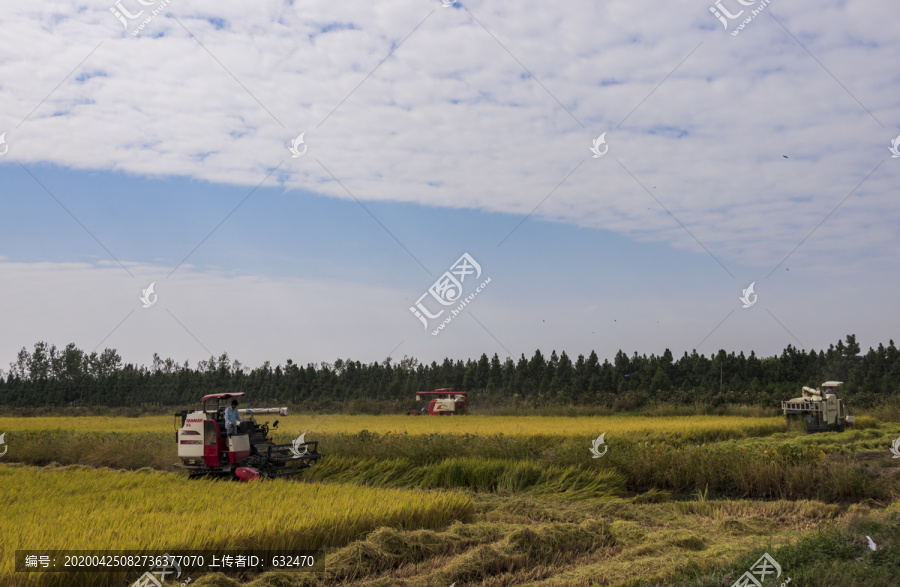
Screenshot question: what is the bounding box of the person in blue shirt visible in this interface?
[224,399,243,434]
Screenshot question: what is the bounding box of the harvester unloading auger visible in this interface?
[173,393,321,481]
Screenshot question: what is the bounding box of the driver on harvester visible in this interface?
[224,399,243,435]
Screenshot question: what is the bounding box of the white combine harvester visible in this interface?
[782,381,856,433]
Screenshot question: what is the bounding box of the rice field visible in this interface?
[1,413,897,586]
[0,415,175,433]
[0,413,787,440]
[0,463,473,586]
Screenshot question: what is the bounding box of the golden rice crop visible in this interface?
[289,414,786,438]
[0,463,473,586]
[0,416,173,434]
[0,414,785,439]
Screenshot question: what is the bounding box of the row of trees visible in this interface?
[1,335,898,409]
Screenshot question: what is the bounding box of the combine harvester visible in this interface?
[406,388,469,415]
[782,381,856,433]
[173,392,321,480]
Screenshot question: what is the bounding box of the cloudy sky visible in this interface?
[1,0,898,371]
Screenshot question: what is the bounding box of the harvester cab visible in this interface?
[174,392,321,480]
[782,381,856,433]
[406,388,469,415]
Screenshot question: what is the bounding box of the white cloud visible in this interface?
[0,1,898,279]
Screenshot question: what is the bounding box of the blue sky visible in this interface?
[0,0,898,370]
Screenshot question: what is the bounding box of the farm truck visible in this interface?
[173,392,321,480]
[406,389,469,415]
[782,381,856,433]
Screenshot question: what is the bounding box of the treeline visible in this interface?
[1,335,899,410]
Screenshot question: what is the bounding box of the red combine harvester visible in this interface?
[406,388,469,415]
[173,392,321,481]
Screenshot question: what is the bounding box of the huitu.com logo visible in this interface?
[889,134,900,158]
[110,0,174,37]
[290,432,310,458]
[739,282,757,308]
[0,132,8,157]
[730,552,787,587]
[709,0,773,36]
[289,132,307,158]
[890,435,900,458]
[590,133,608,158]
[589,433,608,458]
[409,253,491,335]
[140,282,157,308]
